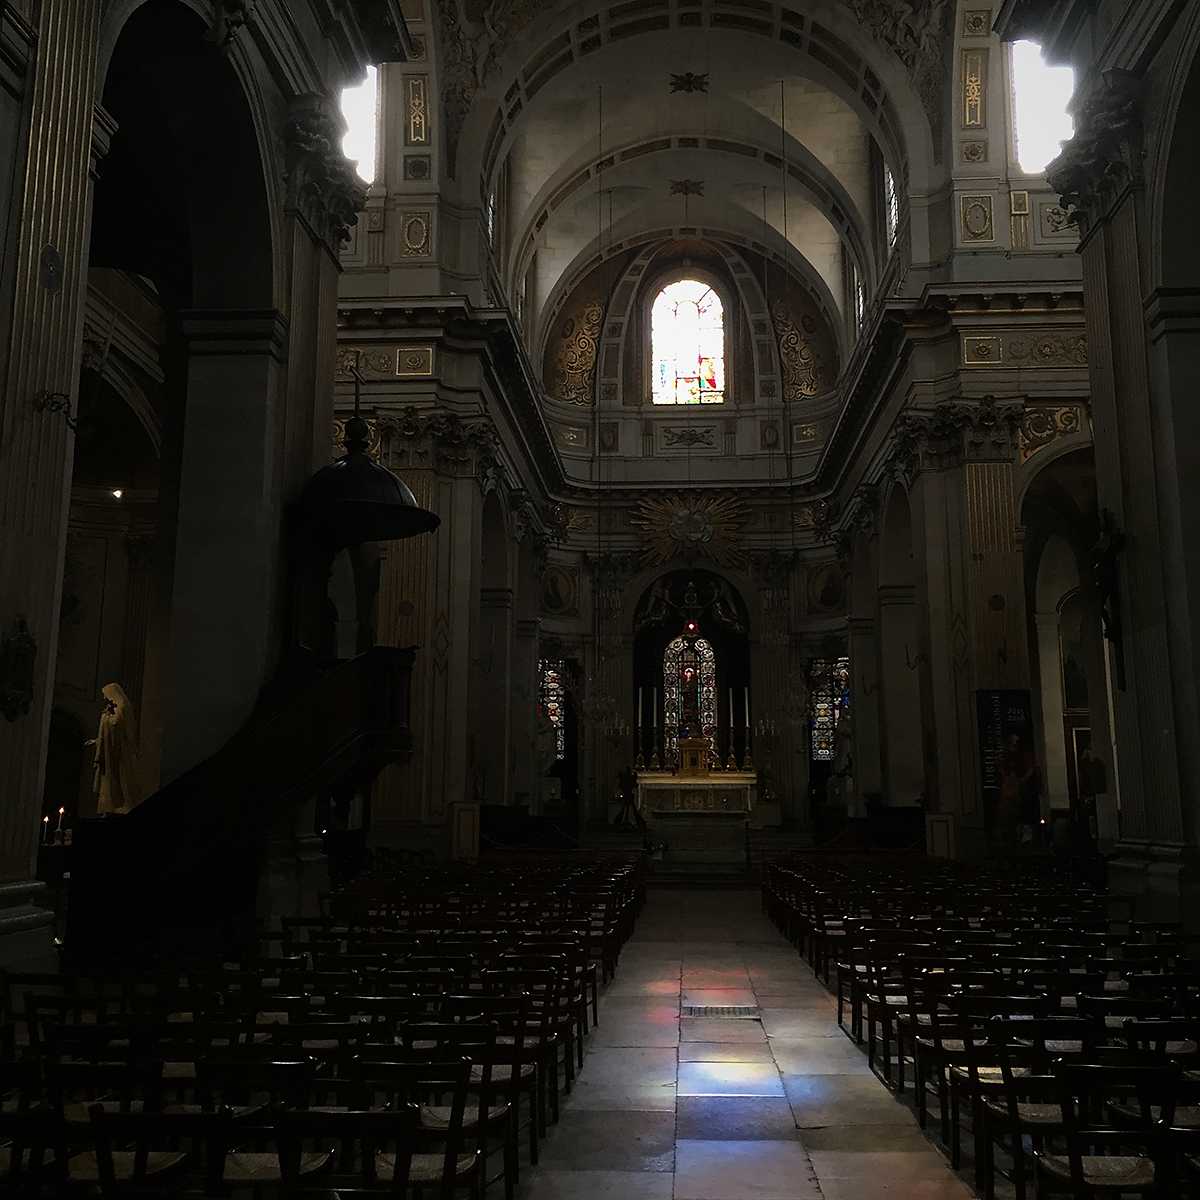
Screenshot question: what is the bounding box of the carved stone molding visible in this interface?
[285,94,367,251]
[374,406,500,481]
[844,482,881,542]
[843,0,953,146]
[1047,69,1142,236]
[204,0,255,47]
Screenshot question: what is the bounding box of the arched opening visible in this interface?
[632,570,750,768]
[65,0,276,795]
[651,278,725,405]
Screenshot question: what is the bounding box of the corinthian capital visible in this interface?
[895,396,1024,468]
[285,95,367,251]
[375,407,500,480]
[1047,69,1142,236]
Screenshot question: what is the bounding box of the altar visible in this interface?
[636,771,757,815]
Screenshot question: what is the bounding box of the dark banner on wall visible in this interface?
[976,689,1038,844]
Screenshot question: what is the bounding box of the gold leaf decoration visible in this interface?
[771,300,833,399]
[631,492,746,567]
[548,301,604,406]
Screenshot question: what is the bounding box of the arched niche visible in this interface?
[629,568,751,767]
[85,0,279,786]
[541,237,840,416]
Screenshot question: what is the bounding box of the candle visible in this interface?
[41,816,49,845]
[744,687,750,729]
[56,807,64,833]
[729,688,734,728]
[638,687,643,727]
[652,687,657,726]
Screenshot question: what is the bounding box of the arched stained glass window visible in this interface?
[663,636,717,756]
[809,656,850,762]
[652,279,725,405]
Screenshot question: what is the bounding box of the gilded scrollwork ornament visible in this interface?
[550,301,603,406]
[771,300,832,399]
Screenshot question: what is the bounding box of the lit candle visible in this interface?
[56,807,64,833]
[42,816,49,845]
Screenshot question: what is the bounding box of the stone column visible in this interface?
[0,3,101,960]
[1034,610,1071,812]
[902,399,1030,854]
[1049,73,1199,913]
[159,311,289,781]
[848,615,883,804]
[510,616,541,809]
[371,409,495,838]
[473,583,513,803]
[876,584,925,805]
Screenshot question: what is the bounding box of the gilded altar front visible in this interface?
[636,771,757,814]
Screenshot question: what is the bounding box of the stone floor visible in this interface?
[516,887,977,1200]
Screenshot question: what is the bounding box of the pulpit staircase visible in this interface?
[65,646,416,962]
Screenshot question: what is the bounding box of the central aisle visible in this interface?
[519,887,975,1200]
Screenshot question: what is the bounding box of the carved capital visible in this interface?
[1047,69,1142,235]
[285,94,367,251]
[375,407,499,480]
[895,396,1023,469]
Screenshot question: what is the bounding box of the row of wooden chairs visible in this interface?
[764,854,1200,1198]
[0,852,648,1196]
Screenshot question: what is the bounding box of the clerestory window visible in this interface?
[1010,41,1074,174]
[651,279,725,404]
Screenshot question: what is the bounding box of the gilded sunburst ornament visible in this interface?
[631,493,745,567]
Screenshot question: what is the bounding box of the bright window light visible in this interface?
[340,66,378,184]
[1011,41,1074,174]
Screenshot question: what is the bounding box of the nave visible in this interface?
[526,887,971,1200]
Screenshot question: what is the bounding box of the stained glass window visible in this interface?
[652,279,725,405]
[809,656,850,762]
[539,659,566,760]
[663,636,717,756]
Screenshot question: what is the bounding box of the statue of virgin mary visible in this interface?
[89,683,144,815]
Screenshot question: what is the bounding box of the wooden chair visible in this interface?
[81,1104,231,1196]
[1036,1061,1181,1199]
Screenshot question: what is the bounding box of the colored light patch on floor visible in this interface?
[677,1060,786,1096]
